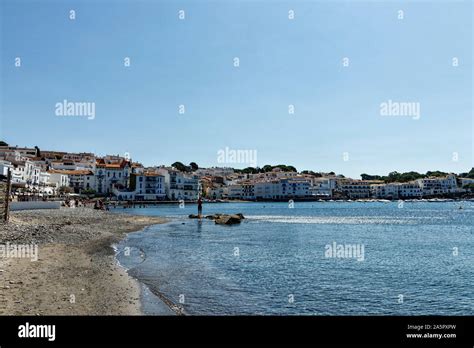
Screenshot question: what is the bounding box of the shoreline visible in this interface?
[0,207,167,315]
[98,197,474,206]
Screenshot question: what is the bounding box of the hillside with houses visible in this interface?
[1,143,473,202]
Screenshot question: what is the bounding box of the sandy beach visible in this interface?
[0,207,166,315]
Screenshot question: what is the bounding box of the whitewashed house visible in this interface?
[48,171,70,189]
[416,175,458,196]
[397,182,423,198]
[309,177,337,197]
[156,167,199,200]
[0,160,13,177]
[95,159,131,194]
[113,172,166,201]
[48,169,96,193]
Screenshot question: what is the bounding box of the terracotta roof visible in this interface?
[144,172,163,177]
[48,169,93,175]
[96,159,130,169]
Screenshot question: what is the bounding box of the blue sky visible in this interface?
[1,0,472,178]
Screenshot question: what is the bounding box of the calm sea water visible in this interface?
[115,202,474,315]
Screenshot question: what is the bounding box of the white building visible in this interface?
[280,178,311,198]
[6,159,41,187]
[206,185,225,199]
[114,173,166,201]
[156,167,199,200]
[48,172,70,189]
[228,177,311,200]
[194,167,234,177]
[254,181,280,200]
[0,160,12,177]
[310,177,337,197]
[224,184,244,199]
[95,159,131,194]
[337,179,383,199]
[370,183,400,199]
[48,169,96,193]
[38,172,56,196]
[416,174,458,196]
[397,182,423,198]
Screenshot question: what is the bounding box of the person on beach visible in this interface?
[197,195,203,218]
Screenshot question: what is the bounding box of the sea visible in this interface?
[114,201,474,315]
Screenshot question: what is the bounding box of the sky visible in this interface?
[0,0,472,178]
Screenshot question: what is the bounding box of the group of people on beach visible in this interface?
[63,195,204,214]
[63,197,112,211]
[93,199,110,211]
[64,198,82,208]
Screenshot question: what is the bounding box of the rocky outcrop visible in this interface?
[188,213,245,225]
[214,214,243,225]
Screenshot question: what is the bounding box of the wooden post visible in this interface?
[4,169,11,222]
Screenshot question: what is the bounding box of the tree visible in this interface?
[273,165,297,172]
[360,173,383,181]
[34,146,41,157]
[463,183,474,191]
[189,162,199,171]
[262,165,273,172]
[459,168,474,179]
[0,141,8,146]
[172,162,188,172]
[425,171,448,178]
[241,167,259,174]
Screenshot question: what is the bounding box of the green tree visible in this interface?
[459,168,474,179]
[34,146,41,157]
[172,162,188,172]
[360,173,383,181]
[425,171,448,178]
[262,165,273,172]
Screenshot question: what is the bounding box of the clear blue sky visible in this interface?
[1,0,472,178]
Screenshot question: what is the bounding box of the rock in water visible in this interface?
[215,214,243,225]
[190,213,245,224]
[205,214,221,220]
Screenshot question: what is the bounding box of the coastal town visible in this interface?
[1,142,473,203]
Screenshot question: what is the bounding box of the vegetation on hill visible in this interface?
[360,170,452,183]
[234,165,297,174]
[171,161,199,173]
[459,168,474,179]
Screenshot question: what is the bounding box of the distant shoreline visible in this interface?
[106,197,474,206]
